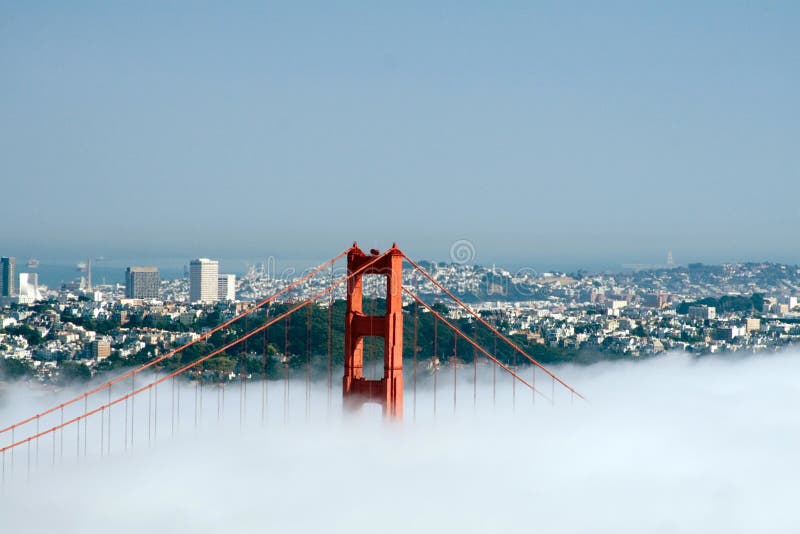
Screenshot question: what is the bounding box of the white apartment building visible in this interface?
[17,273,43,305]
[189,258,219,303]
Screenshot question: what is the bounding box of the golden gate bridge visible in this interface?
[0,244,583,485]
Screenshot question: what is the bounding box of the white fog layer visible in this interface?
[1,352,798,533]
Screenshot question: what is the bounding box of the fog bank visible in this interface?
[1,352,799,533]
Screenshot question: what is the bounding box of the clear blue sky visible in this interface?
[1,1,798,268]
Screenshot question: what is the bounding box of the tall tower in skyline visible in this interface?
[189,258,219,303]
[126,266,160,299]
[1,257,16,297]
[667,250,675,268]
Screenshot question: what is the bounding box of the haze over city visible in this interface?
[2,2,798,265]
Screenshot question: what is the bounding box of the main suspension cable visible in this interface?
[1,250,389,454]
[402,254,584,400]
[402,288,548,402]
[0,249,352,437]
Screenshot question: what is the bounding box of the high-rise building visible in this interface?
[1,257,16,297]
[218,274,236,301]
[18,273,43,304]
[125,266,160,299]
[189,258,219,303]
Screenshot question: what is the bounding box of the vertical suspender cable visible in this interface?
[100,406,104,456]
[306,303,312,420]
[327,265,334,410]
[473,320,477,410]
[492,336,497,408]
[107,387,111,456]
[512,341,516,412]
[239,371,244,431]
[153,372,158,443]
[84,394,88,457]
[195,379,199,431]
[245,315,250,425]
[124,386,128,453]
[262,305,269,425]
[412,298,419,422]
[177,375,181,435]
[60,406,64,459]
[239,362,244,432]
[130,375,135,450]
[284,313,290,424]
[148,383,152,447]
[453,326,457,416]
[433,316,438,418]
[171,376,175,438]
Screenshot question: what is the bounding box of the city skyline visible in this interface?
[4,247,800,292]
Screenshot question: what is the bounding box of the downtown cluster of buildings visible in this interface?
[1,257,43,306]
[124,259,235,303]
[3,254,800,382]
[0,255,241,381]
[0,256,237,304]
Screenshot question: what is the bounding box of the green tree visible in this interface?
[5,325,43,345]
[58,361,92,383]
[0,357,35,379]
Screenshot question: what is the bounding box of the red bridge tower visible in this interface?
[343,244,404,418]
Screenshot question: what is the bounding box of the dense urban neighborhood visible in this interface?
[2,257,800,384]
